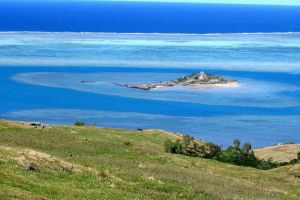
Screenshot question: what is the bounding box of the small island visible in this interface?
[117,71,238,90]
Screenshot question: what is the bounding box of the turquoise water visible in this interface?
[2,32,300,72]
[1,32,300,147]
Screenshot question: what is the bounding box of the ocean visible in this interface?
[0,2,300,147]
[1,2,300,33]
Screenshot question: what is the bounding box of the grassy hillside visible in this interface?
[255,144,300,162]
[0,120,300,200]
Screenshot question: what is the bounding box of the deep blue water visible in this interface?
[1,2,300,33]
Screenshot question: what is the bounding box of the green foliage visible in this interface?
[217,145,260,168]
[289,159,299,164]
[217,140,299,170]
[182,135,194,145]
[74,121,85,126]
[123,141,132,146]
[165,137,261,168]
[175,73,197,82]
[164,139,183,154]
[258,158,300,170]
[233,139,241,149]
[164,135,221,159]
[165,137,295,170]
[298,152,300,161]
[242,143,252,154]
[257,158,279,170]
[201,142,222,159]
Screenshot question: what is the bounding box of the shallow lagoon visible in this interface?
[1,32,300,147]
[1,67,300,147]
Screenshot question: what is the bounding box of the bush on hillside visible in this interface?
[257,158,280,170]
[216,140,260,168]
[298,152,300,161]
[123,141,132,146]
[74,121,85,126]
[164,139,182,154]
[165,137,298,170]
[164,135,221,159]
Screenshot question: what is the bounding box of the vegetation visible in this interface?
[175,73,198,82]
[165,137,300,170]
[74,121,85,126]
[164,135,220,159]
[0,120,300,199]
[216,140,260,168]
[175,73,225,83]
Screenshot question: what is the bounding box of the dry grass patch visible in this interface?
[255,144,300,162]
[0,146,101,175]
[288,164,300,177]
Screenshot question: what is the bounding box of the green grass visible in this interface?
[0,120,299,200]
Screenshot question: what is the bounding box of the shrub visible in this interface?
[298,152,300,161]
[164,137,291,170]
[164,135,220,158]
[218,147,252,167]
[123,141,132,146]
[164,139,183,154]
[164,139,173,153]
[74,121,85,126]
[257,159,279,170]
[242,143,252,155]
[257,156,299,170]
[217,140,261,168]
[183,135,194,145]
[289,159,298,165]
[233,139,241,149]
[202,143,221,159]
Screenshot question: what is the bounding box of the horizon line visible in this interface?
[1,31,300,36]
[4,1,300,7]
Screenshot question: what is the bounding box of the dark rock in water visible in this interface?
[81,80,96,84]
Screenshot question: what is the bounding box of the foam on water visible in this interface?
[1,32,300,72]
[1,31,300,47]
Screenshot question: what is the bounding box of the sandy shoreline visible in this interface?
[151,81,239,90]
[189,81,239,89]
